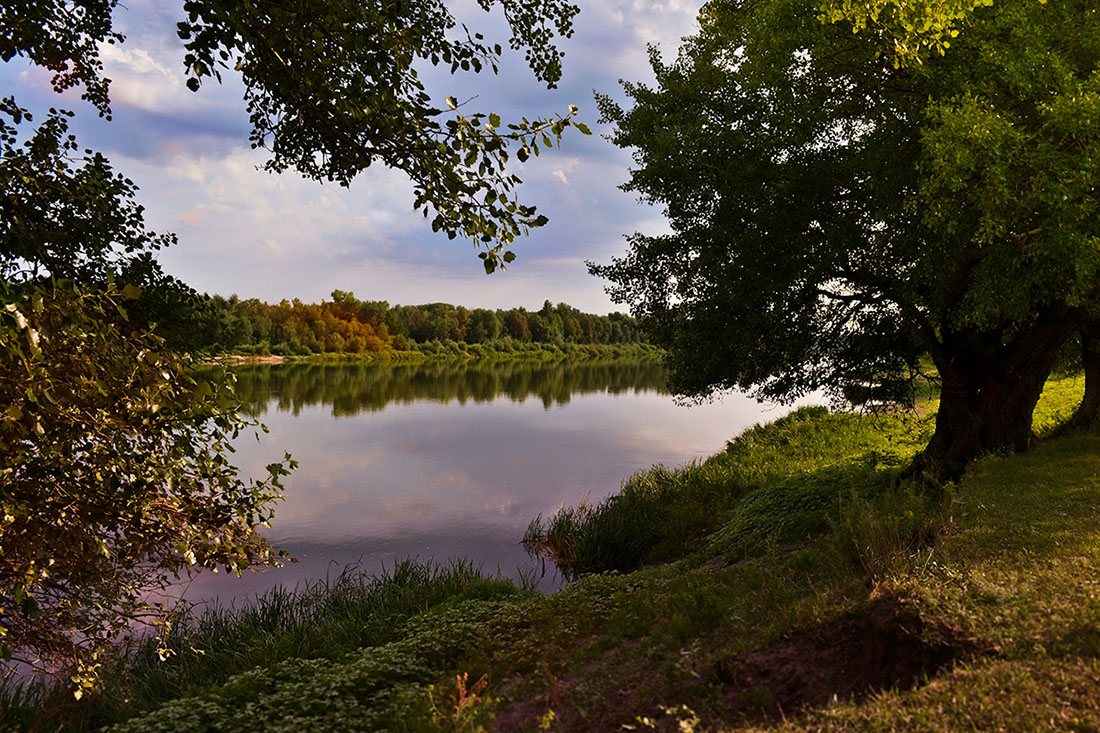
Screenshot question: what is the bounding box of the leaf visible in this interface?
[446,96,458,110]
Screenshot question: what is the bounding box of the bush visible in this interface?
[0,282,292,692]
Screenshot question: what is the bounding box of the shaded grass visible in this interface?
[764,430,1100,731]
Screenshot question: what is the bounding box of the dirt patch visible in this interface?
[714,594,965,723]
[491,596,970,731]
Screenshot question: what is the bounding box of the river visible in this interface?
[180,360,800,602]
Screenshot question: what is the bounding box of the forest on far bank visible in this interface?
[172,289,648,356]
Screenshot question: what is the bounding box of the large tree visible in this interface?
[593,0,1100,479]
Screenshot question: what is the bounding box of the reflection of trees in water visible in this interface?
[229,360,671,416]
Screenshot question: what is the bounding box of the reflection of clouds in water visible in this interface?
[198,363,820,605]
[238,392,779,540]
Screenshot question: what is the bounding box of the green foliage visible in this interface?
[184,0,588,269]
[0,281,291,687]
[33,560,522,729]
[106,597,519,733]
[11,0,586,268]
[185,291,648,356]
[0,1,120,115]
[0,98,176,284]
[818,0,993,65]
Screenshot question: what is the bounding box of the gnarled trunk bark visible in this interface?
[908,310,1077,483]
[1070,320,1100,428]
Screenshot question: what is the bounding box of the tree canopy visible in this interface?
[817,0,994,64]
[594,0,1100,478]
[180,291,645,356]
[0,281,293,691]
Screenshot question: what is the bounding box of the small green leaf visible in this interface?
[446,96,458,110]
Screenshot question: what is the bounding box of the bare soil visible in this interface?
[713,594,967,724]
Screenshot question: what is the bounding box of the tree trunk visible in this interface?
[1070,320,1100,428]
[908,310,1078,483]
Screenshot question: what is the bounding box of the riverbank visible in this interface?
[208,342,663,366]
[7,373,1099,730]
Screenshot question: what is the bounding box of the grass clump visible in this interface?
[525,405,931,575]
[706,462,898,562]
[107,599,523,733]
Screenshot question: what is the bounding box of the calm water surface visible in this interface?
[184,361,803,602]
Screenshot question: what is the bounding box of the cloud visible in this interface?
[0,0,705,313]
[98,42,184,114]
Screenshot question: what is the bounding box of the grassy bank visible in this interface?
[8,373,1100,730]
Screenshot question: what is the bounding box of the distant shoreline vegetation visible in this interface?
[175,290,653,361]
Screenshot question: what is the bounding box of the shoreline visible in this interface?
[202,344,663,367]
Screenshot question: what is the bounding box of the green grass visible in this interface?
[9,372,1100,731]
[524,405,932,574]
[4,560,528,731]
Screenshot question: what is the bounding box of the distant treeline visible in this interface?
[179,290,649,356]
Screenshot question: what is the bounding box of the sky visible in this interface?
[1,0,704,314]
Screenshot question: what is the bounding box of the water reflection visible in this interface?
[185,360,794,602]
[230,359,669,415]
